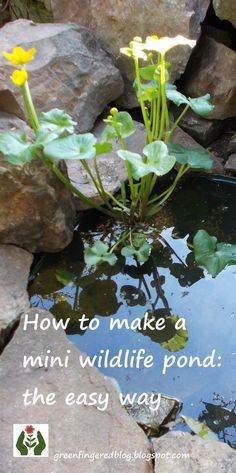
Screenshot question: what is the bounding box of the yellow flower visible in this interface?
[3,46,36,66]
[144,35,196,55]
[10,69,28,87]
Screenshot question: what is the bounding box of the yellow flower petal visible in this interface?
[145,35,196,55]
[3,46,36,65]
[10,69,28,87]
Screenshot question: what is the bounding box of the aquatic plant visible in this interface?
[1,41,236,274]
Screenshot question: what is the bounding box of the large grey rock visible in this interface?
[0,245,32,351]
[182,36,236,120]
[0,19,124,132]
[0,309,153,473]
[213,0,236,28]
[51,0,210,107]
[0,112,76,253]
[152,431,236,473]
[175,108,226,146]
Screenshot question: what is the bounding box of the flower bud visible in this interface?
[110,107,118,116]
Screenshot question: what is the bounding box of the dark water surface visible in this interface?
[29,175,236,447]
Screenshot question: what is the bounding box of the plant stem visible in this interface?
[134,58,152,143]
[165,104,190,144]
[21,81,40,132]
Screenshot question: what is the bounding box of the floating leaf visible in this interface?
[44,133,97,161]
[168,144,213,170]
[182,416,218,441]
[0,132,35,165]
[55,270,77,286]
[118,141,175,180]
[84,241,117,266]
[39,108,77,135]
[121,238,152,263]
[159,315,188,352]
[193,229,236,277]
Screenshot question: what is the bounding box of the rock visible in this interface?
[51,0,210,107]
[0,245,32,352]
[181,36,236,120]
[66,119,146,210]
[175,108,226,146]
[125,393,180,435]
[0,309,153,473]
[0,19,124,132]
[228,133,236,154]
[213,0,236,28]
[225,154,236,174]
[0,112,76,252]
[171,126,224,174]
[201,25,232,47]
[152,431,236,472]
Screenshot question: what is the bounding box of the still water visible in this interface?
[29,175,236,447]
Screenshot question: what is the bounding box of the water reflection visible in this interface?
[29,175,236,446]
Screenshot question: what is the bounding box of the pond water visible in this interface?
[29,174,236,448]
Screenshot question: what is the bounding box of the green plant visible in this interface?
[1,41,235,275]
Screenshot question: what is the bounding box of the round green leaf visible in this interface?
[84,241,117,267]
[193,229,236,277]
[168,144,213,170]
[0,132,35,165]
[39,108,77,134]
[44,133,97,161]
[188,94,214,117]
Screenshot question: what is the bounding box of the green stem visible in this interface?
[158,54,167,141]
[146,165,189,217]
[165,104,190,144]
[134,58,152,143]
[43,155,117,218]
[21,81,39,132]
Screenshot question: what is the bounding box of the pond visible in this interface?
[29,174,236,448]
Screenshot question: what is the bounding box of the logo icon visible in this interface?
[13,424,49,457]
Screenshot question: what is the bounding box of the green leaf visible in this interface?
[159,315,188,352]
[121,238,151,263]
[39,108,77,135]
[84,241,117,267]
[168,144,213,170]
[188,94,214,117]
[193,229,236,277]
[139,65,156,81]
[166,89,189,107]
[95,142,112,155]
[0,132,35,165]
[118,141,175,180]
[113,112,136,138]
[101,124,117,142]
[44,133,97,161]
[134,79,159,102]
[55,270,77,286]
[182,416,218,441]
[166,91,214,117]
